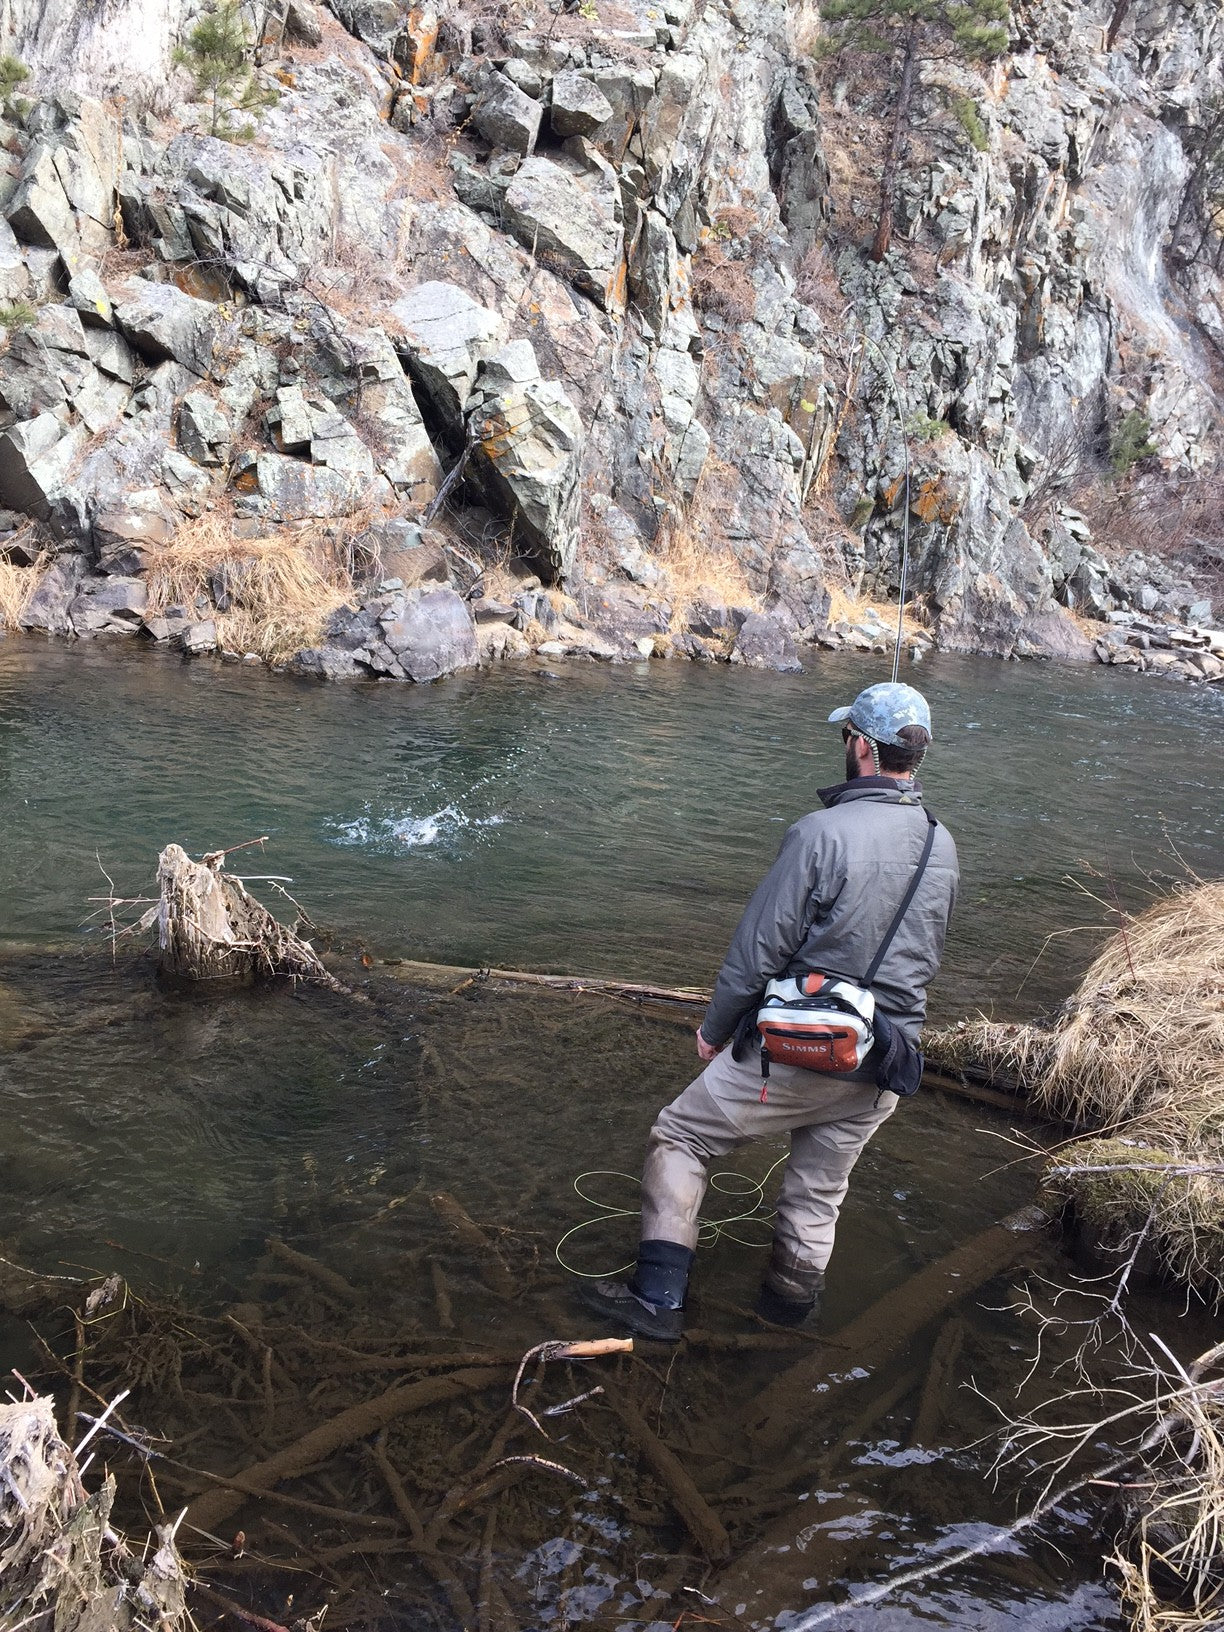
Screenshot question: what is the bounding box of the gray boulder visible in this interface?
[84,327,137,384]
[391,281,507,429]
[113,281,229,376]
[20,555,85,635]
[467,341,584,583]
[290,645,364,679]
[731,613,803,672]
[285,0,325,44]
[0,415,88,520]
[143,606,194,643]
[68,575,147,634]
[67,268,113,326]
[6,99,120,270]
[246,452,372,521]
[472,71,543,155]
[502,155,624,310]
[359,520,450,588]
[1013,607,1097,661]
[629,209,679,332]
[180,620,219,655]
[324,0,402,53]
[377,587,479,681]
[550,72,615,139]
[361,371,442,500]
[322,602,382,651]
[94,502,176,573]
[0,218,30,303]
[179,391,232,467]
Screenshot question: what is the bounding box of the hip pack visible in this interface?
[754,806,938,1095]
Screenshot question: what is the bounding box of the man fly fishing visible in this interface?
[579,682,960,1341]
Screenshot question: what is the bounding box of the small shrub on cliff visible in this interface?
[0,54,31,121]
[174,1,279,140]
[0,54,27,100]
[0,299,36,332]
[1109,410,1158,478]
[907,411,950,441]
[948,92,989,152]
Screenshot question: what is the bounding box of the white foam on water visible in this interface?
[325,803,505,854]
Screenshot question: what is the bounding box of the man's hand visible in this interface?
[696,1029,719,1063]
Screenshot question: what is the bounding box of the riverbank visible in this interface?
[3,521,1223,685]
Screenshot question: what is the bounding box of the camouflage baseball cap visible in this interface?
[827,682,933,745]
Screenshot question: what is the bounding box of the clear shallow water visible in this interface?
[1,636,1222,1632]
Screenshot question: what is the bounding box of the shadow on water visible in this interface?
[2,642,1223,1629]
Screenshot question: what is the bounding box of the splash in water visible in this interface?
[324,804,505,853]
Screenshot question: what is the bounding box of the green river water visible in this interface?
[1,637,1222,1632]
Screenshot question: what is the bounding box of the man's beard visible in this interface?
[845,743,860,781]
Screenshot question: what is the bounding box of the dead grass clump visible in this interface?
[145,517,356,662]
[1035,881,1224,1141]
[931,881,1224,1140]
[929,880,1224,1303]
[661,525,755,626]
[657,460,759,629]
[690,250,757,325]
[794,243,846,327]
[0,558,43,628]
[826,582,925,640]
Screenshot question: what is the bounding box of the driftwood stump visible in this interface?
[156,843,339,987]
[0,1395,189,1632]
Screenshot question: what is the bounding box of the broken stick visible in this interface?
[430,1193,516,1299]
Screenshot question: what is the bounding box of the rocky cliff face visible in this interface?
[0,0,1219,680]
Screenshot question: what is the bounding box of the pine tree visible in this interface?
[819,0,1010,260]
[173,1,278,140]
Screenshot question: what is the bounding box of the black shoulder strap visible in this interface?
[862,808,939,987]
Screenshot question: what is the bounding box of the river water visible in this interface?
[1,638,1222,1632]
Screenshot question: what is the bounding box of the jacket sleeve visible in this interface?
[699,821,819,1048]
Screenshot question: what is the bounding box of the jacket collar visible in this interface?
[817,776,923,807]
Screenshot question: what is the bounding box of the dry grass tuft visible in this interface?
[146,516,356,662]
[929,880,1224,1301]
[1035,881,1224,1141]
[661,524,755,621]
[930,881,1224,1140]
[690,249,757,325]
[0,557,44,628]
[826,583,926,640]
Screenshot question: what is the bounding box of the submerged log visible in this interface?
[605,1388,731,1561]
[743,1205,1048,1453]
[184,1367,505,1535]
[371,959,1032,1111]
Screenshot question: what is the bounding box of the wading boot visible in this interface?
[754,1250,824,1331]
[578,1239,693,1343]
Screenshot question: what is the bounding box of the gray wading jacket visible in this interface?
[699,778,959,1051]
